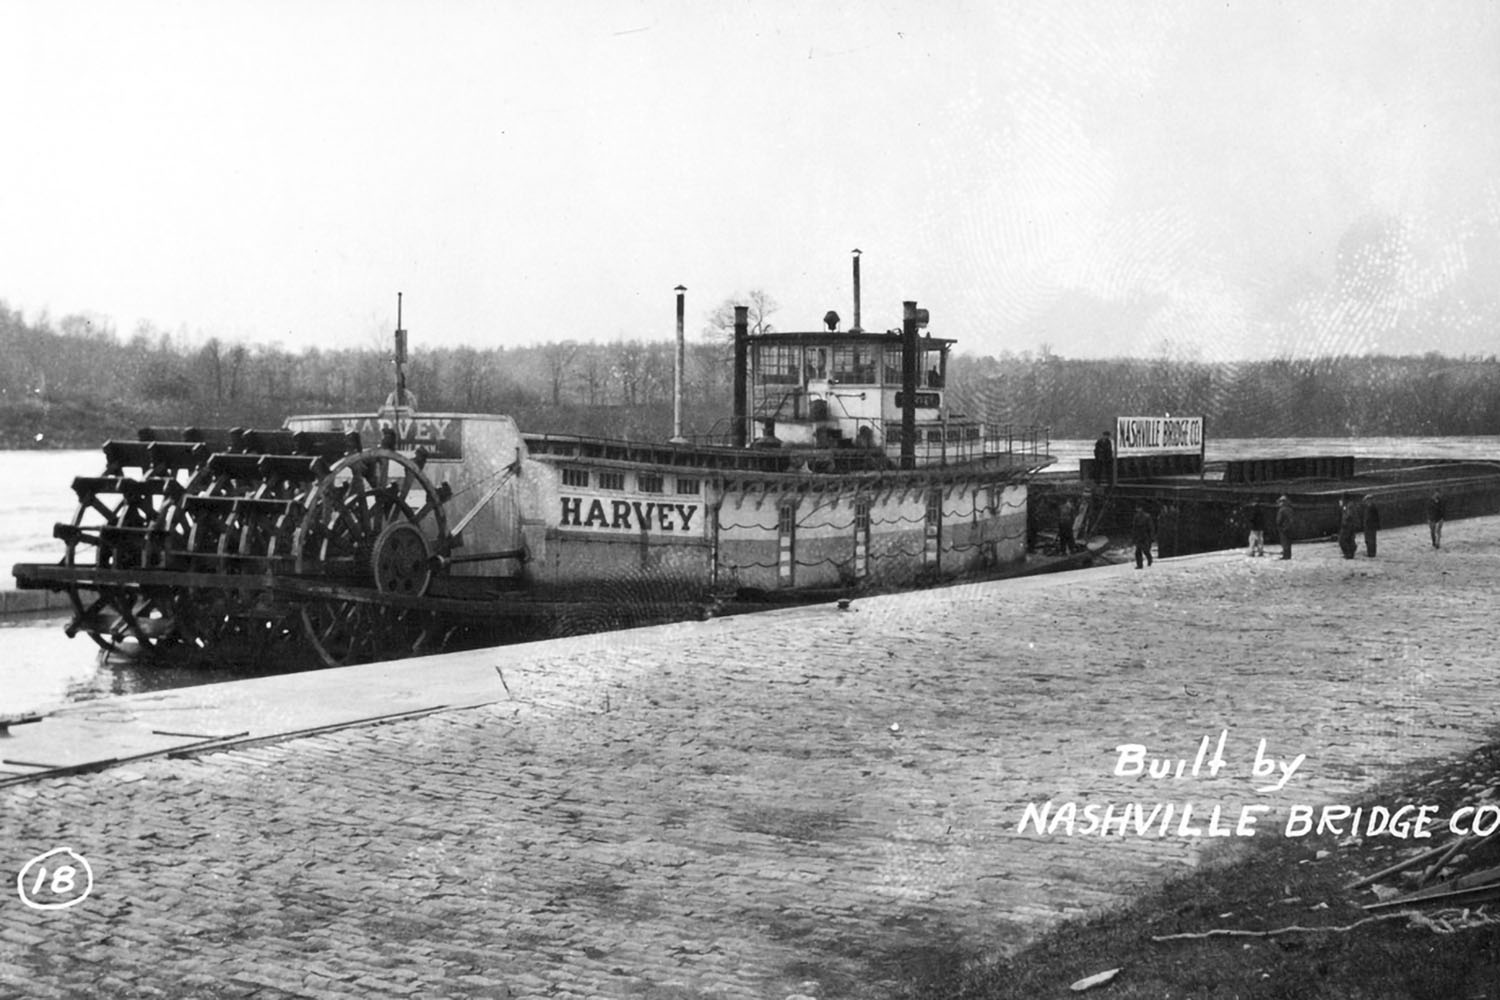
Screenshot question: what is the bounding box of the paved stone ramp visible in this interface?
[3,519,1498,999]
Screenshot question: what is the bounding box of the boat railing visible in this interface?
[880,421,1051,467]
[685,418,1051,467]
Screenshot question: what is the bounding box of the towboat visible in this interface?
[13,276,1052,666]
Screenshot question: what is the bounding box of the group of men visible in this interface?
[1241,495,1297,560]
[1335,494,1381,559]
[1140,489,1447,569]
[1054,429,1114,555]
[1248,490,1447,561]
[1075,428,1452,566]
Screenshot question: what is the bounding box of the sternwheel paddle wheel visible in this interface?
[291,448,454,667]
[44,426,433,664]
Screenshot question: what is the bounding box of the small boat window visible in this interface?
[562,468,589,488]
[676,477,700,495]
[598,471,625,491]
[638,473,664,494]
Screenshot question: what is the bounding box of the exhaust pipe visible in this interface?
[901,300,918,469]
[851,249,862,332]
[672,285,686,443]
[732,305,749,447]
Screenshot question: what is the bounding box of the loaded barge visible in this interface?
[12,266,1051,667]
[1032,421,1500,558]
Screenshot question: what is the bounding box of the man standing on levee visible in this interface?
[1338,495,1360,559]
[1363,495,1380,558]
[1428,491,1445,549]
[1276,495,1294,560]
[1132,504,1154,569]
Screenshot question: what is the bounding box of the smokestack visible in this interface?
[901,300,918,470]
[672,285,687,443]
[732,305,750,447]
[851,249,862,332]
[393,291,409,408]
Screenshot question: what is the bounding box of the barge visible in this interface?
[1033,422,1500,558]
[12,275,1051,666]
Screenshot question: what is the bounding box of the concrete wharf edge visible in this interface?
[2,517,1499,1000]
[0,587,69,616]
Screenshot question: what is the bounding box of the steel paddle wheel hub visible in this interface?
[373,522,433,597]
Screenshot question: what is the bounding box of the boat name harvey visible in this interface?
[340,415,463,459]
[560,497,700,532]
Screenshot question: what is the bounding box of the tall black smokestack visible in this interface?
[732,305,750,447]
[901,300,918,470]
[672,285,686,443]
[851,249,862,332]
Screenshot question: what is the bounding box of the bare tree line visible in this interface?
[0,299,739,446]
[3,297,1497,448]
[948,349,1500,439]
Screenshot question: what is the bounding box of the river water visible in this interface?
[3,436,1497,715]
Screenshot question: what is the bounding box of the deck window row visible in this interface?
[562,467,701,494]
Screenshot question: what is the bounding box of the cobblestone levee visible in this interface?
[3,519,1498,999]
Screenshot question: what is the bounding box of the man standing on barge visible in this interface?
[1094,431,1114,485]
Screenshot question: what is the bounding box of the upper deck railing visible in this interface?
[521,424,1053,477]
[674,419,1052,470]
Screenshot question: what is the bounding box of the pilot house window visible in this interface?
[562,468,589,488]
[831,346,875,384]
[883,348,904,384]
[755,344,800,385]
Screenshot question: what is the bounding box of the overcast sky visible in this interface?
[3,0,1496,361]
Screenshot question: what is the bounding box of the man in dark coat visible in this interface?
[1246,501,1266,557]
[1276,495,1294,559]
[1428,491,1445,549]
[1093,431,1114,485]
[1057,497,1077,555]
[1337,495,1359,559]
[1363,495,1380,558]
[1132,504,1154,569]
